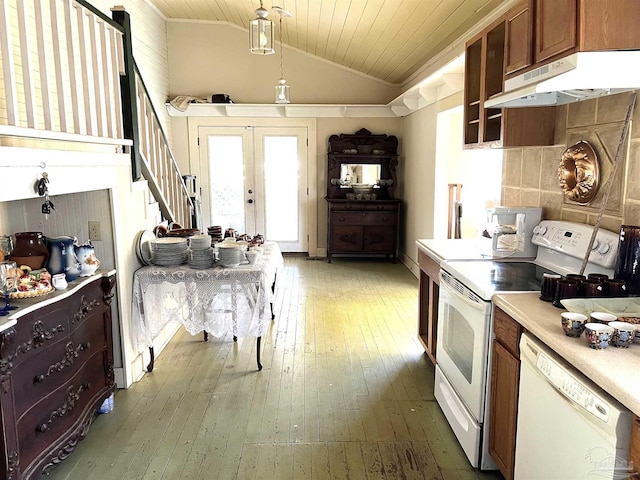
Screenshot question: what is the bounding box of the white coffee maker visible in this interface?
[490,206,542,258]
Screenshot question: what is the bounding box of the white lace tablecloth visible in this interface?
[131,242,283,352]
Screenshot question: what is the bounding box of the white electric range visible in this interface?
[433,220,620,470]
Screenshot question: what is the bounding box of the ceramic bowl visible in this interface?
[351,183,373,194]
[560,312,588,337]
[589,311,617,325]
[608,321,637,348]
[584,323,614,349]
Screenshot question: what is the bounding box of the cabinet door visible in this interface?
[363,226,395,252]
[505,1,533,74]
[629,416,640,478]
[464,37,483,145]
[535,0,576,63]
[331,225,363,251]
[489,340,520,480]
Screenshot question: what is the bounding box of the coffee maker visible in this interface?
[490,207,542,258]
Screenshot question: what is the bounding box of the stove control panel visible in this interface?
[532,220,618,268]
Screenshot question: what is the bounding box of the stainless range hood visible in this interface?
[484,51,640,108]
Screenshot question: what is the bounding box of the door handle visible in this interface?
[248,199,254,204]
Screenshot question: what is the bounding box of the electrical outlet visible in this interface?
[88,221,102,241]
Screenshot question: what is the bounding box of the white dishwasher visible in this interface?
[515,333,633,480]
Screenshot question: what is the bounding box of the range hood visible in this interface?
[484,51,640,108]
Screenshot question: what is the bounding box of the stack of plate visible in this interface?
[217,242,246,268]
[189,234,214,269]
[207,226,223,244]
[150,238,188,266]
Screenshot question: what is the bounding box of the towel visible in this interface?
[169,95,211,112]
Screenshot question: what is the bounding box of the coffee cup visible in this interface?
[540,273,561,302]
[587,273,608,283]
[609,321,637,348]
[589,311,617,324]
[565,274,586,283]
[553,279,579,308]
[560,312,588,337]
[580,279,603,297]
[603,279,627,297]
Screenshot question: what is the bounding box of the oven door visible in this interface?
[436,269,492,421]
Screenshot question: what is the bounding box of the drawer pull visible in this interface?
[36,383,91,435]
[35,342,91,384]
[339,216,346,222]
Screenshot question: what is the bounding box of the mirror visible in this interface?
[340,164,381,185]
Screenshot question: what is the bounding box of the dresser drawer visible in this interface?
[11,312,107,419]
[332,211,397,226]
[331,202,399,212]
[6,307,68,369]
[17,350,108,470]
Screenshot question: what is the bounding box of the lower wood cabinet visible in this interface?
[418,249,439,364]
[0,272,116,479]
[327,200,400,263]
[488,306,523,480]
[629,416,640,478]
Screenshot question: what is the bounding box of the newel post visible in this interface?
[111,7,142,181]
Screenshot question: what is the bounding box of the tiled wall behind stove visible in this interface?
[502,91,640,233]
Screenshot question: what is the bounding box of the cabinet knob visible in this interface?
[37,423,49,433]
[34,374,45,384]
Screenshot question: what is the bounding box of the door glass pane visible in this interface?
[442,304,475,383]
[264,136,298,241]
[208,136,246,232]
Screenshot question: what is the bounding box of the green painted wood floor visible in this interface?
[45,257,503,480]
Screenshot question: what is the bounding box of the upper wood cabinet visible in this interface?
[505,0,640,78]
[535,0,576,64]
[505,1,533,75]
[463,17,555,148]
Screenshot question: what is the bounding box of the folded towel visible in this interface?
[169,95,210,112]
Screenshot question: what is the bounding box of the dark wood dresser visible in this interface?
[326,129,400,262]
[0,271,116,479]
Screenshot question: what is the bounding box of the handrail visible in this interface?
[0,1,192,229]
[112,8,193,229]
[0,0,126,141]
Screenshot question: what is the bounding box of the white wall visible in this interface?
[166,22,400,106]
[436,107,502,240]
[399,92,503,275]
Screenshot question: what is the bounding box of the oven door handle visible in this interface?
[439,273,486,312]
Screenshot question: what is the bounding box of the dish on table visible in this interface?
[135,230,156,266]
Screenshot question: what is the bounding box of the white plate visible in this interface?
[136,230,156,265]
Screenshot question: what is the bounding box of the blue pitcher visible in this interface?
[45,236,82,282]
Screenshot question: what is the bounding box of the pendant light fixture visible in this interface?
[274,6,292,104]
[249,0,274,55]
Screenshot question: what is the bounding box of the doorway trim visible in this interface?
[187,116,318,257]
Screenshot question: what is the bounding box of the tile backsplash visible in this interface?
[502,91,640,234]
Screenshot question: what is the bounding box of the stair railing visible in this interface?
[112,8,193,229]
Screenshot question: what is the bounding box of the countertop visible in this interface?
[494,292,640,416]
[416,238,495,262]
[0,270,116,333]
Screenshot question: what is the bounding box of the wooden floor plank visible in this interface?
[45,258,504,480]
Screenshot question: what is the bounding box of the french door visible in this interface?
[198,126,308,253]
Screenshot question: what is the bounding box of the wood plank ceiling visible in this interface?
[147,0,505,84]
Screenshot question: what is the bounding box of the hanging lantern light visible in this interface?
[249,1,274,55]
[274,6,292,104]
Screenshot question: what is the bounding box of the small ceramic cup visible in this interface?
[608,321,637,348]
[584,323,614,349]
[560,312,588,337]
[590,311,617,325]
[245,250,259,265]
[52,273,68,290]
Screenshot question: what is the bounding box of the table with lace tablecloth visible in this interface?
[132,242,283,371]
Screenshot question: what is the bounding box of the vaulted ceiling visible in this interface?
[148,0,506,85]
